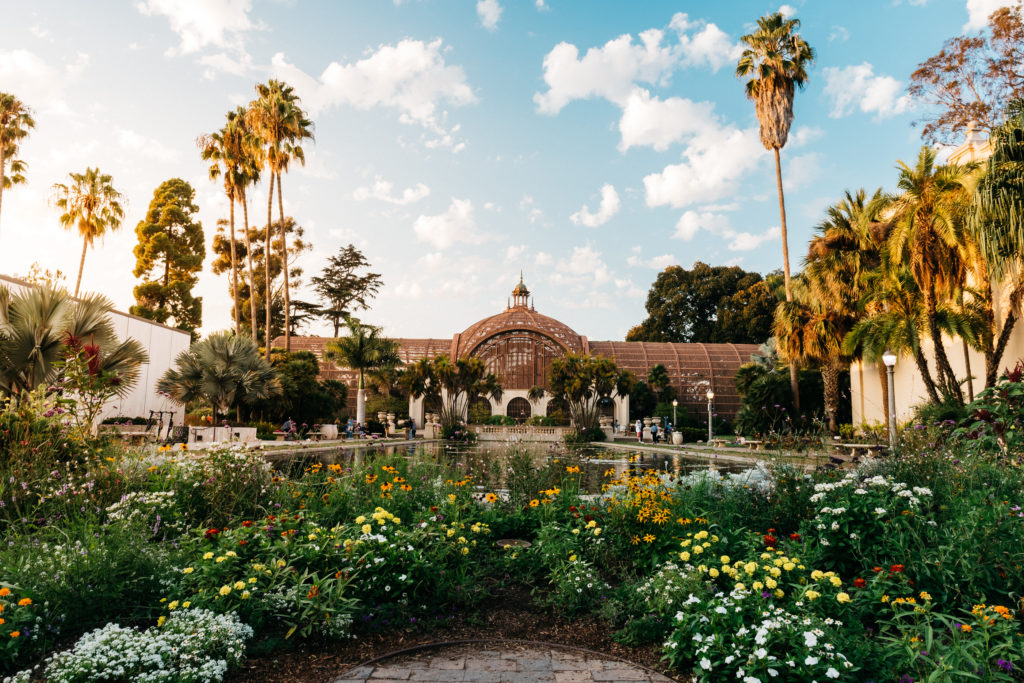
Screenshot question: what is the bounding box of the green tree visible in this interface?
[311,244,383,337]
[547,354,633,437]
[250,351,346,425]
[210,216,310,345]
[736,11,815,409]
[248,80,314,355]
[627,262,776,343]
[324,319,400,425]
[130,178,205,336]
[0,285,147,399]
[969,98,1024,387]
[51,168,125,297]
[401,355,502,432]
[0,92,35,237]
[646,363,674,403]
[157,331,281,421]
[886,146,974,402]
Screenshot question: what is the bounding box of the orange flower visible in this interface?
[17,598,30,607]
[9,631,18,638]
[0,588,9,597]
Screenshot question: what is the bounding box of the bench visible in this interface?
[740,440,765,451]
[306,431,323,441]
[711,438,729,448]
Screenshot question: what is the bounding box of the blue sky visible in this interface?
[0,0,1005,341]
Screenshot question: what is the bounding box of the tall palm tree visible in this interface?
[736,11,815,411]
[0,285,147,398]
[886,146,973,402]
[324,319,400,425]
[0,93,35,237]
[157,331,281,421]
[51,168,125,297]
[231,106,263,343]
[199,120,242,335]
[247,80,314,356]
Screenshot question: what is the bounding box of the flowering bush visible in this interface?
[664,587,855,682]
[531,516,609,616]
[106,491,187,539]
[3,608,252,683]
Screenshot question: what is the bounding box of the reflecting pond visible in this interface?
[267,441,749,494]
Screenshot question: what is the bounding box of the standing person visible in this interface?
[409,418,417,440]
[651,421,659,444]
[635,419,643,443]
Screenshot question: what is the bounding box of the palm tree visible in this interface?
[0,285,147,398]
[736,11,815,411]
[0,93,35,237]
[401,355,503,430]
[970,98,1024,388]
[199,120,242,335]
[231,106,263,343]
[247,80,314,356]
[886,146,973,402]
[157,331,281,421]
[51,168,125,297]
[324,319,400,425]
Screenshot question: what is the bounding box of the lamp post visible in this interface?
[882,349,897,451]
[706,390,714,443]
[672,399,678,426]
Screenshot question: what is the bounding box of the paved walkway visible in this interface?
[333,642,676,683]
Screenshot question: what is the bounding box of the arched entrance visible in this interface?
[468,396,492,424]
[506,397,532,421]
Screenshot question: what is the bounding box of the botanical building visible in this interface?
[281,278,759,427]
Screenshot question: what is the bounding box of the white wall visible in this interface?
[1,275,191,423]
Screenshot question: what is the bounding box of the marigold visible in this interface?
[17,598,30,607]
[0,588,9,597]
[219,585,231,596]
[836,592,851,603]
[8,631,16,638]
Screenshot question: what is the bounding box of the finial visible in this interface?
[519,269,524,285]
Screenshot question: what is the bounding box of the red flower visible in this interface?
[853,578,866,588]
[872,566,883,573]
[430,506,438,512]
[584,515,594,522]
[890,564,904,573]
[238,540,248,545]
[241,521,253,528]
[204,528,220,539]
[789,533,801,541]
[763,534,778,547]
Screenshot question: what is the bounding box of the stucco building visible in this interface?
[280,277,760,427]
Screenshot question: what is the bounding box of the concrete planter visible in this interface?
[672,432,683,445]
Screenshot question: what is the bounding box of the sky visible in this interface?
[0,0,1007,342]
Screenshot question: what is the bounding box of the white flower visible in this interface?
[754,647,767,659]
[874,507,887,516]
[826,667,840,678]
[803,631,818,647]
[805,656,819,666]
[700,657,711,670]
[768,669,779,678]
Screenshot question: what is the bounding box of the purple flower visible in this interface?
[998,659,1014,673]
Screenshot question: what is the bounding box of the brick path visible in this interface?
[332,642,677,683]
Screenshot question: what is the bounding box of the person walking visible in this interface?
[635,419,643,443]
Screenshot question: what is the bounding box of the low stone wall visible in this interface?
[471,425,574,442]
[187,426,258,444]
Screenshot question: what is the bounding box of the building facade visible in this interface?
[280,278,760,427]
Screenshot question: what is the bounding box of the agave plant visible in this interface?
[0,285,147,398]
[157,331,281,420]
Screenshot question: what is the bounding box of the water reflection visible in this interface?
[267,441,748,494]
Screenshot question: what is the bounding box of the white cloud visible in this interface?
[557,245,611,284]
[534,30,678,113]
[778,4,798,17]
[785,153,822,189]
[353,177,430,204]
[197,51,254,79]
[519,195,544,224]
[477,0,502,30]
[505,244,528,262]
[829,25,850,42]
[570,184,620,227]
[617,88,716,151]
[29,25,50,39]
[136,0,258,55]
[536,0,547,8]
[412,198,486,250]
[728,227,781,251]
[789,125,824,148]
[627,248,675,269]
[964,0,1007,30]
[0,49,85,115]
[535,251,552,266]
[118,129,180,162]
[823,63,912,119]
[270,39,476,141]
[644,125,765,209]
[673,210,731,241]
[668,13,743,71]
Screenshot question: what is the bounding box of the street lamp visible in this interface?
[672,399,678,425]
[882,349,897,451]
[706,389,715,443]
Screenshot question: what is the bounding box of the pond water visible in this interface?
[269,441,749,494]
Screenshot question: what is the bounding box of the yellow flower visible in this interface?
[183,568,194,574]
[830,576,842,587]
[765,578,778,589]
[182,601,190,608]
[448,494,457,503]
[783,562,795,571]
[692,544,702,554]
[769,567,782,578]
[355,515,366,524]
[709,568,720,578]
[679,551,691,562]
[920,591,932,602]
[586,520,597,529]
[744,562,757,574]
[735,583,746,592]
[234,581,246,591]
[593,528,602,536]
[361,524,372,535]
[810,570,824,581]
[219,585,231,596]
[241,591,251,599]
[157,616,166,627]
[773,589,784,598]
[248,577,257,584]
[806,590,820,601]
[215,557,226,564]
[569,554,577,562]
[836,592,851,603]
[881,594,890,603]
[461,547,469,555]
[720,555,731,565]
[458,536,467,544]
[485,493,498,503]
[226,551,237,557]
[202,552,214,560]
[168,601,179,611]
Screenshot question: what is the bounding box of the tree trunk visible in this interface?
[773,148,800,411]
[264,173,275,360]
[228,193,240,335]
[924,283,963,402]
[75,235,88,297]
[877,359,890,432]
[277,171,291,353]
[914,348,942,405]
[990,308,1019,386]
[962,338,974,402]
[241,190,258,342]
[822,357,840,434]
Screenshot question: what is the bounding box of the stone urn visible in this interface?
[672,431,683,445]
[643,417,652,427]
[652,416,662,427]
[377,411,386,423]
